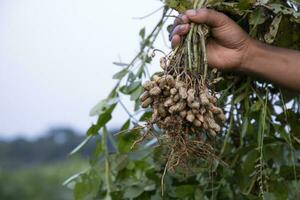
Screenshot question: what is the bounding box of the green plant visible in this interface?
[66,0,300,199]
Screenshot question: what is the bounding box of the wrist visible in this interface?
[240,38,258,72]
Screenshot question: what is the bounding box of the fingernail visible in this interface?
[186,10,196,16]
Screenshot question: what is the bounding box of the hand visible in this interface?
[171,8,253,70]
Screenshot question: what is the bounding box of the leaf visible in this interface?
[130,85,143,101]
[250,100,261,112]
[73,170,101,200]
[87,124,100,136]
[69,135,93,155]
[121,119,130,131]
[234,92,248,104]
[264,14,282,44]
[123,185,144,199]
[104,195,112,200]
[120,81,141,94]
[113,62,129,67]
[263,192,276,200]
[249,8,266,27]
[139,27,146,39]
[63,171,86,186]
[89,97,118,116]
[113,68,128,80]
[87,104,116,136]
[174,185,195,198]
[107,130,118,153]
[96,113,112,130]
[111,154,129,171]
[241,117,248,140]
[238,0,255,10]
[268,4,294,15]
[165,0,193,13]
[139,111,152,121]
[279,165,300,179]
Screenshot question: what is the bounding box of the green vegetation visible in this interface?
[0,158,87,200]
[0,128,90,200]
[68,0,300,199]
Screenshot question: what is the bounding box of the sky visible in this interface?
[0,0,172,139]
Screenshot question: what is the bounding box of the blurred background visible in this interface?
[0,0,170,199]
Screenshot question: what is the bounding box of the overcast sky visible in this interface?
[0,0,172,139]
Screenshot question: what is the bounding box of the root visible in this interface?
[136,12,226,196]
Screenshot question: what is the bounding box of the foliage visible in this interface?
[0,158,87,200]
[68,0,300,199]
[0,128,94,169]
[0,128,91,200]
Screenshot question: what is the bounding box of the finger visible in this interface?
[170,24,190,39]
[185,8,229,28]
[173,14,189,27]
[171,34,181,48]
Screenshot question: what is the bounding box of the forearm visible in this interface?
[242,40,300,92]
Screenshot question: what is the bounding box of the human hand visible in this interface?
[171,8,253,70]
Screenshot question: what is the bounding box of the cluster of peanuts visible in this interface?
[139,74,225,137]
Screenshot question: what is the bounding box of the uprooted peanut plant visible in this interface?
[67,0,300,199]
[138,19,225,172]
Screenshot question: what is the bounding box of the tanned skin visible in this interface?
[171,9,300,92]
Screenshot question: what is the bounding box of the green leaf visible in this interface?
[279,166,300,180]
[73,170,101,200]
[97,113,112,130]
[87,104,116,136]
[234,92,248,104]
[113,68,128,80]
[104,195,112,200]
[120,81,141,94]
[89,137,104,166]
[121,119,130,131]
[63,171,86,186]
[238,0,255,10]
[123,185,144,199]
[69,135,93,155]
[139,111,152,121]
[268,4,294,15]
[89,97,118,117]
[117,131,140,153]
[263,192,276,200]
[250,100,261,112]
[174,185,195,198]
[107,130,118,152]
[139,27,146,39]
[241,117,248,141]
[249,7,266,30]
[165,0,193,13]
[130,85,143,101]
[264,14,282,44]
[112,62,129,67]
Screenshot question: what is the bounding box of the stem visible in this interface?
[187,23,195,70]
[193,25,200,75]
[258,90,268,199]
[279,89,298,182]
[198,25,208,85]
[220,103,234,157]
[102,126,112,196]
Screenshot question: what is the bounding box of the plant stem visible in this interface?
[198,25,208,85]
[187,23,195,70]
[102,126,112,197]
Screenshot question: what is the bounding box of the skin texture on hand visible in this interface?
[171,8,252,70]
[171,8,300,92]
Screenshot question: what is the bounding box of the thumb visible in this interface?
[185,8,228,28]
